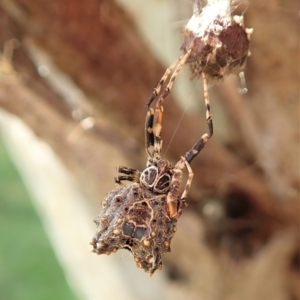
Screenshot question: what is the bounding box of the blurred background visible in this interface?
[0,0,299,299]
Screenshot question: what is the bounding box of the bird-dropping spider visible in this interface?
[91,84,213,274]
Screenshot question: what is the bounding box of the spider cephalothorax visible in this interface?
[140,157,173,194]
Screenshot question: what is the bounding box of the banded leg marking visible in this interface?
[145,108,155,157]
[155,49,192,110]
[146,55,185,108]
[167,157,194,219]
[184,73,213,164]
[115,166,141,184]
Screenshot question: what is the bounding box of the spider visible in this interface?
[146,0,253,109]
[115,99,212,219]
[91,85,213,275]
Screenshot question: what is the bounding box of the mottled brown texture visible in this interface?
[181,13,250,80]
[91,183,177,275]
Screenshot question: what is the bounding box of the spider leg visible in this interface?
[145,107,163,158]
[237,71,248,94]
[115,166,140,184]
[175,156,194,201]
[115,175,138,184]
[184,73,213,164]
[155,48,192,110]
[145,108,155,158]
[146,55,185,108]
[152,106,163,155]
[167,156,193,219]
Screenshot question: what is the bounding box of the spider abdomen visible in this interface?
[91,183,177,275]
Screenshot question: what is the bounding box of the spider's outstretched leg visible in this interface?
[115,166,141,184]
[155,48,192,110]
[147,48,192,108]
[184,73,213,164]
[145,107,164,159]
[167,156,194,219]
[146,55,185,108]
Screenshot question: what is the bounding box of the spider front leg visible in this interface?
[146,48,192,108]
[184,73,213,164]
[145,106,164,158]
[167,156,194,219]
[146,56,182,108]
[115,166,141,184]
[154,48,192,110]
